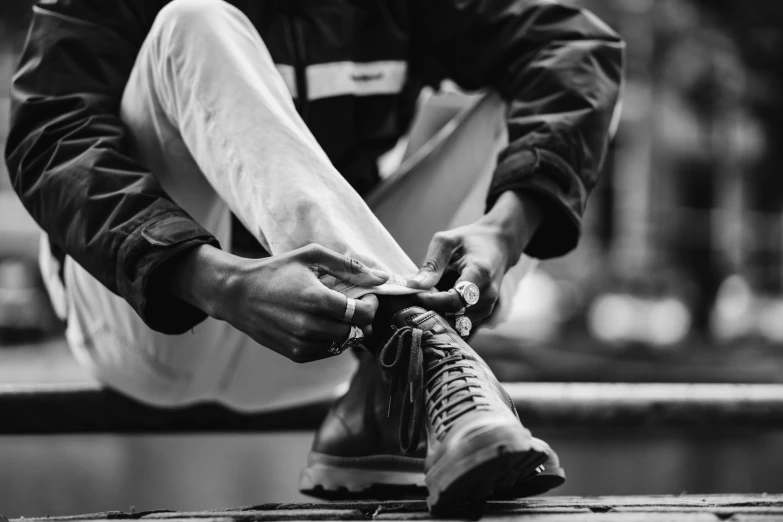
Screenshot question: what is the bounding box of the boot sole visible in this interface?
[299,452,564,500]
[425,424,547,513]
[299,453,426,499]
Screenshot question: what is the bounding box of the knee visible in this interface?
[158,0,227,23]
[153,0,234,43]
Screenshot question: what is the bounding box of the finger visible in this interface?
[293,318,368,360]
[297,315,353,341]
[463,287,497,326]
[446,313,474,339]
[303,244,390,287]
[407,232,455,289]
[288,336,332,363]
[415,288,464,314]
[310,321,371,349]
[456,263,493,292]
[289,339,335,364]
[318,288,377,326]
[354,294,379,324]
[465,308,490,329]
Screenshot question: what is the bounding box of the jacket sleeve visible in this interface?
[5,1,220,334]
[411,0,624,259]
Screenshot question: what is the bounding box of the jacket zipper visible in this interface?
[284,12,309,122]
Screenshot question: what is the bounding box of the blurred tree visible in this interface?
[694,0,783,291]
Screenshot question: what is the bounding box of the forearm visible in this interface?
[479,190,543,268]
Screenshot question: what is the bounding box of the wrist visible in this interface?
[481,190,543,262]
[167,244,236,319]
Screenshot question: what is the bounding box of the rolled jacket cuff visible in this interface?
[487,148,585,260]
[118,213,221,335]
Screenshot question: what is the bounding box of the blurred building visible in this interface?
[521,0,783,351]
[1,1,783,517]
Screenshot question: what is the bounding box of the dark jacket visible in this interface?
[5,0,624,334]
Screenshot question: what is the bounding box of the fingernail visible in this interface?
[370,268,390,279]
[409,274,425,284]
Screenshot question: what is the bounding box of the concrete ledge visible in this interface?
[9,495,783,521]
[1,383,783,434]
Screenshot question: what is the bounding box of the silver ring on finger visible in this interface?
[342,297,357,323]
[327,342,347,356]
[454,313,473,338]
[454,281,480,308]
[327,325,364,356]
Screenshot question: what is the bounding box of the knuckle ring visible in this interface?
[454,281,480,307]
[342,297,357,322]
[328,325,364,356]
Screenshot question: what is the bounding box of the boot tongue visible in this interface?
[389,306,428,328]
[390,307,451,362]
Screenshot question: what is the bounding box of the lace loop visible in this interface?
[379,326,424,453]
[379,324,490,453]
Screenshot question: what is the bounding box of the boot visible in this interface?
[300,309,563,505]
[299,348,427,497]
[379,306,547,512]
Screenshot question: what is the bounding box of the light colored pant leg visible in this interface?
[43,0,529,411]
[369,93,538,326]
[135,0,419,293]
[50,0,420,411]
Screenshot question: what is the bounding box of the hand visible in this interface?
[406,223,510,326]
[169,244,389,363]
[407,191,542,326]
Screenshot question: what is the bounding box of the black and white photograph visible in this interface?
[0,0,781,520]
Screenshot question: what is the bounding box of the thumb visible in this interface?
[407,232,455,289]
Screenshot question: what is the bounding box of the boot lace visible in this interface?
[379,325,490,453]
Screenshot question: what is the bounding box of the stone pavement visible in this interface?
[11,495,783,522]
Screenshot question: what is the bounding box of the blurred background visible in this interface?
[1,0,783,517]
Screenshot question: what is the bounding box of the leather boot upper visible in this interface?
[311,348,426,458]
[378,307,528,469]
